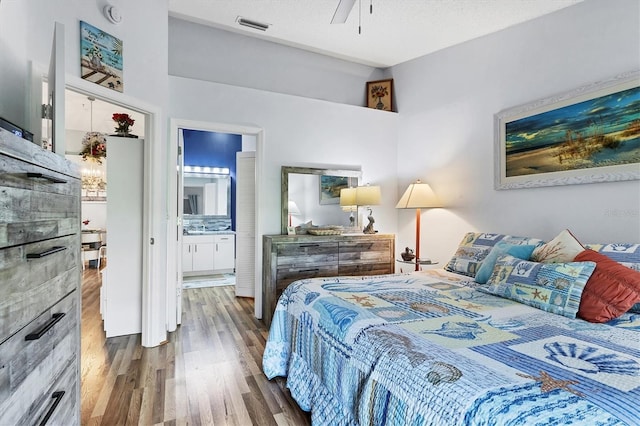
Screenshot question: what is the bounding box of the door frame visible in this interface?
[65,74,162,347]
[167,118,263,331]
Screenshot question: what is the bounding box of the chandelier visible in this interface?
[80,97,107,197]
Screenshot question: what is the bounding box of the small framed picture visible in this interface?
[366,79,393,111]
[287,226,296,235]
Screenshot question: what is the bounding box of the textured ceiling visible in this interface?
[168,0,584,67]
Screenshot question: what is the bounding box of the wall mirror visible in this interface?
[281,166,361,234]
[184,173,231,217]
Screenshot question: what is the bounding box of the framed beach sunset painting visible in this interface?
[494,71,640,189]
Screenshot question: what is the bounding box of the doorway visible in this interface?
[64,87,146,338]
[62,75,160,347]
[168,119,262,331]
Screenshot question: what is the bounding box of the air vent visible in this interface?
[236,17,270,31]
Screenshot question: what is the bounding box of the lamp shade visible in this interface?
[395,180,442,209]
[287,200,301,216]
[339,187,357,207]
[355,185,381,206]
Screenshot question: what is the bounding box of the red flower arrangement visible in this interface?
[112,113,135,135]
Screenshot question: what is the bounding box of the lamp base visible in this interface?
[363,210,377,234]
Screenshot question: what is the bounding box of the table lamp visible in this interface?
[395,180,442,270]
[340,187,358,227]
[355,185,381,234]
[287,200,301,226]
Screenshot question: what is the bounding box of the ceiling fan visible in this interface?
[331,0,356,24]
[331,0,373,35]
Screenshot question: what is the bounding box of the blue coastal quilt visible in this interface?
[263,270,640,425]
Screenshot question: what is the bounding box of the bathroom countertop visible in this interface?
[183,230,235,236]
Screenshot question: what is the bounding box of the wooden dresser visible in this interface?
[0,129,81,424]
[262,233,395,327]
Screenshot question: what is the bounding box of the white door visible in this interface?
[104,136,144,337]
[49,22,66,155]
[176,129,185,324]
[235,151,256,297]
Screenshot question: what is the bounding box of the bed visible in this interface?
[263,231,640,425]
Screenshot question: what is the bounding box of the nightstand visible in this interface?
[396,259,439,273]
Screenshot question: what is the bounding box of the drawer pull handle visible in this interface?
[25,313,65,341]
[39,391,65,426]
[299,268,319,273]
[26,172,67,184]
[299,244,320,248]
[26,246,67,259]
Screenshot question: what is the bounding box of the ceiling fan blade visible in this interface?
[331,0,356,24]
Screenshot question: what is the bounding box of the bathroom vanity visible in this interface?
[182,232,235,275]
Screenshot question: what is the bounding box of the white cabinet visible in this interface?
[183,235,214,273]
[183,234,235,274]
[213,234,235,271]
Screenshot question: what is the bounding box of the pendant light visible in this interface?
[80,97,107,196]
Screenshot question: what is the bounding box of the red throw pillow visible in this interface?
[576,249,640,323]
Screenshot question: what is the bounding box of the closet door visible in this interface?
[104,136,143,337]
[235,151,255,297]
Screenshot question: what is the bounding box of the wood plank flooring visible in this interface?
[80,266,310,425]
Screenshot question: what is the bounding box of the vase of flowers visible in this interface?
[370,84,389,110]
[79,132,107,164]
[112,113,137,137]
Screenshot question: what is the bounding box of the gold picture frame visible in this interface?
[366,79,393,111]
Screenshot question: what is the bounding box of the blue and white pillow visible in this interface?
[475,242,537,284]
[445,232,545,278]
[479,254,596,319]
[584,243,640,272]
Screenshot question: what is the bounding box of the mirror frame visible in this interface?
[281,166,362,235]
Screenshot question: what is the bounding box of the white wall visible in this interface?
[391,0,640,265]
[170,76,399,237]
[168,17,385,107]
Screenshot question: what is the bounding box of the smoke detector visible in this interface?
[103,4,123,25]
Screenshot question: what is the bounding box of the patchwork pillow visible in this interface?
[574,249,640,323]
[479,254,596,319]
[445,232,544,278]
[531,229,584,263]
[584,243,640,272]
[474,242,537,284]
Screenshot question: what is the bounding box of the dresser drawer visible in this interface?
[338,263,393,276]
[0,291,78,425]
[276,265,339,292]
[0,235,79,343]
[339,240,391,262]
[26,362,78,426]
[0,154,80,249]
[276,242,338,267]
[338,240,393,275]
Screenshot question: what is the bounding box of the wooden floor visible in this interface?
[80,266,310,425]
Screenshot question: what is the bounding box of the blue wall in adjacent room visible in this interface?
[183,129,242,230]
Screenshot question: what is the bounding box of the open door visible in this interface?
[48,22,65,155]
[176,128,185,325]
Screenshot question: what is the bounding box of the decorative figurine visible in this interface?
[401,247,416,262]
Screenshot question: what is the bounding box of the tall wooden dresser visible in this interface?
[0,129,81,424]
[262,233,395,327]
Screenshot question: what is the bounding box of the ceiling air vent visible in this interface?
[236,17,270,31]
